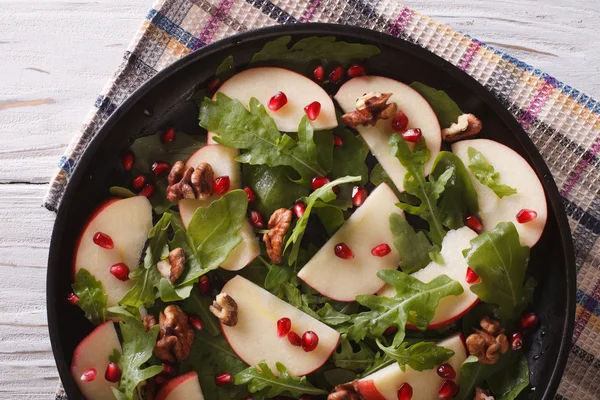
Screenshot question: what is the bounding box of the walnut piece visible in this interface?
[341,92,397,129]
[154,305,194,363]
[475,387,495,400]
[209,293,238,327]
[143,314,157,331]
[263,208,292,264]
[328,381,364,400]
[157,248,186,283]
[466,317,509,364]
[442,113,482,142]
[166,160,214,202]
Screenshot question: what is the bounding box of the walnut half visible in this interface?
[340,92,397,129]
[263,208,292,264]
[328,381,364,400]
[442,113,482,142]
[157,247,186,283]
[153,305,194,363]
[475,387,495,400]
[466,316,509,364]
[166,160,214,202]
[209,293,238,327]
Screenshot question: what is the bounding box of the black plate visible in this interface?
[47,23,575,399]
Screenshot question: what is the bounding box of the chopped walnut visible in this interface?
[341,92,397,129]
[154,305,194,363]
[263,208,292,264]
[475,387,495,400]
[209,293,238,327]
[466,317,509,364]
[157,248,186,283]
[328,381,364,400]
[442,113,482,142]
[166,160,214,202]
[143,314,157,331]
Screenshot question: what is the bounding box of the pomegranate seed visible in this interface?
[333,135,344,147]
[511,332,523,350]
[371,244,392,257]
[347,63,367,78]
[67,292,79,305]
[250,210,266,229]
[313,65,325,82]
[151,161,170,176]
[215,372,233,386]
[244,187,256,203]
[332,185,340,195]
[301,331,319,352]
[80,368,97,382]
[155,375,167,386]
[277,317,292,337]
[392,111,409,132]
[293,201,306,218]
[287,331,302,346]
[161,362,177,377]
[268,91,288,111]
[104,362,121,383]
[397,383,413,400]
[329,66,345,84]
[214,176,231,195]
[401,128,422,143]
[139,183,156,198]
[334,243,354,259]
[110,263,130,281]
[304,101,321,120]
[465,215,483,233]
[384,326,398,336]
[198,275,211,295]
[311,176,330,190]
[208,77,221,95]
[352,186,368,207]
[437,363,456,379]
[161,128,176,144]
[519,312,540,331]
[131,175,147,191]
[121,151,134,170]
[516,209,538,223]
[465,267,480,284]
[188,315,204,332]
[438,380,458,399]
[93,232,114,249]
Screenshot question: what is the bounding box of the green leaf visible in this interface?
[109,186,136,198]
[181,289,221,337]
[429,249,445,265]
[330,126,369,184]
[409,82,463,129]
[314,204,345,236]
[389,213,433,274]
[360,352,395,377]
[332,338,375,371]
[72,269,107,325]
[264,263,296,295]
[235,361,327,397]
[432,151,479,229]
[463,222,532,321]
[486,354,530,400]
[317,303,351,326]
[376,340,454,372]
[215,55,235,80]
[467,147,517,198]
[280,282,320,319]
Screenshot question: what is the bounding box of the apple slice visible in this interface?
[74,196,153,307]
[179,144,260,271]
[216,67,337,132]
[334,76,442,192]
[378,227,480,329]
[220,276,340,376]
[71,322,122,400]
[297,183,403,301]
[451,139,547,247]
[156,372,204,400]
[356,333,467,400]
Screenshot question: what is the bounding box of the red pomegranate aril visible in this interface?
[347,63,367,78]
[208,77,221,95]
[214,176,231,195]
[67,292,80,305]
[110,263,130,281]
[104,362,121,383]
[397,383,413,400]
[131,174,147,191]
[334,242,354,260]
[436,363,457,380]
[140,183,156,198]
[301,331,319,352]
[188,315,204,332]
[268,91,288,111]
[511,332,523,350]
[384,326,398,336]
[333,135,344,147]
[161,128,176,144]
[352,186,368,207]
[151,161,170,176]
[80,368,97,383]
[313,65,325,82]
[293,201,306,219]
[465,215,483,233]
[371,244,392,257]
[438,380,458,399]
[392,111,409,132]
[401,128,423,143]
[465,267,480,284]
[287,331,302,346]
[516,209,538,224]
[277,317,292,337]
[215,372,233,386]
[250,210,266,229]
[161,362,177,377]
[155,375,167,386]
[198,275,211,295]
[304,101,321,121]
[311,176,330,190]
[93,232,114,249]
[519,312,540,331]
[329,66,345,84]
[244,187,256,203]
[121,151,134,171]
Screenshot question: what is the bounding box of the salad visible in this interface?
[67,36,547,400]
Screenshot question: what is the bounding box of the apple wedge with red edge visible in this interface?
[297,183,403,302]
[70,322,122,400]
[74,196,153,307]
[452,138,548,247]
[155,372,204,400]
[215,66,337,132]
[220,275,340,377]
[334,76,442,192]
[178,144,260,271]
[356,333,467,400]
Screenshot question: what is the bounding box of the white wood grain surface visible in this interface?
[0,0,598,398]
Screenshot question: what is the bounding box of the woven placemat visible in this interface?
[47,1,600,399]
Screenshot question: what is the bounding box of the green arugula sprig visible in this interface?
[376,340,454,372]
[235,361,327,397]
[468,147,517,198]
[390,213,433,274]
[409,82,464,129]
[332,338,375,371]
[72,269,107,325]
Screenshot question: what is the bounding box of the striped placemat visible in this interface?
[47,1,600,399]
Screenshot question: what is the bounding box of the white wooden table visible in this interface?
[0,0,598,398]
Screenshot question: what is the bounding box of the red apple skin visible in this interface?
[155,372,200,400]
[405,298,480,331]
[356,380,388,400]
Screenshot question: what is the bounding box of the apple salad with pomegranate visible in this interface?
[68,37,546,400]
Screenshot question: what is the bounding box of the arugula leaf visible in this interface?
[215,55,235,80]
[264,263,297,295]
[360,352,395,377]
[330,126,369,184]
[486,354,529,400]
[280,282,320,320]
[467,147,517,198]
[409,82,463,129]
[314,204,345,236]
[181,289,221,337]
[376,340,454,372]
[389,213,433,274]
[235,361,327,397]
[72,269,107,325]
[332,338,375,371]
[317,303,351,326]
[463,222,533,321]
[109,186,136,198]
[389,135,452,245]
